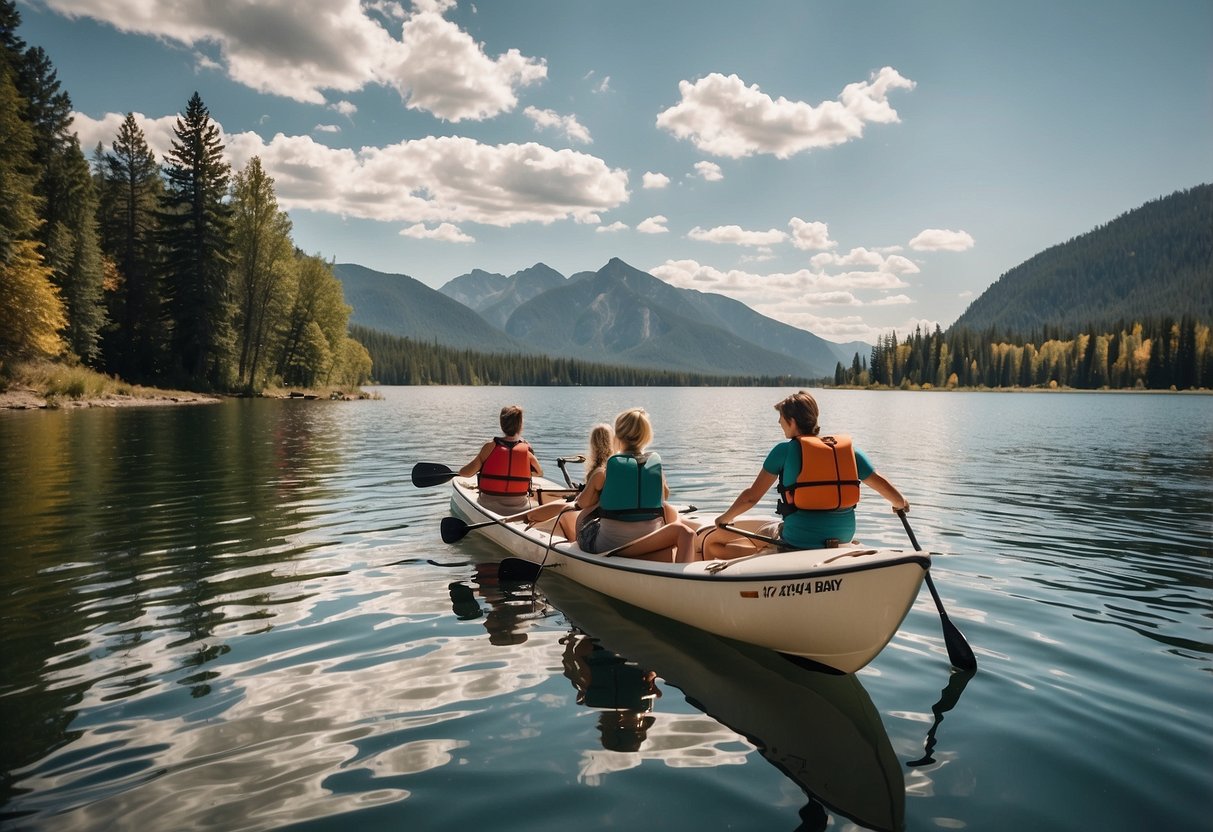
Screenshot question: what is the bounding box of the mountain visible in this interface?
[502,258,824,376]
[439,263,567,329]
[331,263,525,352]
[951,184,1213,335]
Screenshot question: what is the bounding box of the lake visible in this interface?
[1,387,1209,831]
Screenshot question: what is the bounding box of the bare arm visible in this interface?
[458,441,494,478]
[714,469,778,527]
[864,471,909,512]
[528,451,543,477]
[576,468,605,513]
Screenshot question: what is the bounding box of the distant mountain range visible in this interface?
[951,184,1212,334]
[334,258,864,378]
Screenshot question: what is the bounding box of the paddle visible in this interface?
[440,505,545,544]
[897,510,977,672]
[412,462,459,488]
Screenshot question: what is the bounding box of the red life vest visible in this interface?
[478,438,533,496]
[778,434,861,512]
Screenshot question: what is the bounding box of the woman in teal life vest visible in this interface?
[459,404,543,514]
[572,408,695,563]
[705,391,909,559]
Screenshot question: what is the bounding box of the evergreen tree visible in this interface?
[9,38,107,363]
[98,112,165,380]
[159,92,233,388]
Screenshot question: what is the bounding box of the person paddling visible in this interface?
[460,405,543,515]
[575,408,695,563]
[706,391,909,559]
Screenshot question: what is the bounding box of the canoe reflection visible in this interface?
[539,572,906,832]
[447,562,552,645]
[560,630,661,752]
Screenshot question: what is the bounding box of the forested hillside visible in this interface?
[352,326,816,387]
[951,185,1212,335]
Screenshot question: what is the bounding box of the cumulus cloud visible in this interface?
[788,218,836,251]
[314,123,341,133]
[870,294,912,306]
[524,106,592,143]
[908,228,975,251]
[694,160,723,181]
[637,215,669,234]
[642,171,670,189]
[400,222,474,243]
[656,67,915,159]
[596,221,629,233]
[687,225,786,247]
[42,0,545,121]
[648,255,920,342]
[330,100,358,117]
[72,112,629,227]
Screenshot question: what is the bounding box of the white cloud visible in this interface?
[908,228,975,251]
[656,67,915,159]
[648,255,925,341]
[870,294,912,306]
[596,221,629,233]
[637,215,669,234]
[330,100,358,117]
[788,218,836,251]
[43,0,545,121]
[687,225,786,247]
[400,222,475,243]
[694,160,723,181]
[314,124,341,133]
[523,106,592,144]
[642,171,670,189]
[72,112,630,227]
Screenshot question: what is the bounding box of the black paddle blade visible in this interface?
[900,511,978,672]
[440,516,470,544]
[498,558,542,582]
[412,462,457,488]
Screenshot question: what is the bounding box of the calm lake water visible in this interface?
[1,387,1210,831]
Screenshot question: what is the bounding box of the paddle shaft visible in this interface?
[897,510,977,672]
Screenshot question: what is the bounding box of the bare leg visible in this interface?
[701,528,762,560]
[611,520,697,563]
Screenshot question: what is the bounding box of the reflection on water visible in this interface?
[538,573,908,832]
[2,388,1210,832]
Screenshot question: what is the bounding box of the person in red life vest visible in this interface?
[460,404,543,514]
[705,390,909,559]
[571,408,695,563]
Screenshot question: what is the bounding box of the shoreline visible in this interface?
[0,383,221,411]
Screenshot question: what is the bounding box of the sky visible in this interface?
[13,0,1213,345]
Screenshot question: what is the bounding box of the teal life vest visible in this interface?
[598,452,664,521]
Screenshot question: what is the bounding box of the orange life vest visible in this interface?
[777,434,861,512]
[478,438,532,496]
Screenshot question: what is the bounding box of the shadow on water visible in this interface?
[530,572,912,832]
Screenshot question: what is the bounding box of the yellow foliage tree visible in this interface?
[0,239,67,359]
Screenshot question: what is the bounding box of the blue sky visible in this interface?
[15,0,1212,344]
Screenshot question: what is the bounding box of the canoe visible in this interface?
[447,475,928,674]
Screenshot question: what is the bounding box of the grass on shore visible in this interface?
[0,359,202,406]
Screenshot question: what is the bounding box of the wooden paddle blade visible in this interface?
[412,462,458,488]
[440,516,470,544]
[498,558,542,582]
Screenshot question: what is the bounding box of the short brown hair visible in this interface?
[774,391,820,436]
[499,405,524,436]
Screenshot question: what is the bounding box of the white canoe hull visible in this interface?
[449,477,927,674]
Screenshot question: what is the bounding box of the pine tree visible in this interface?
[98,112,165,380]
[159,92,233,388]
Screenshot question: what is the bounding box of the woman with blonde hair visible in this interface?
[573,408,695,563]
